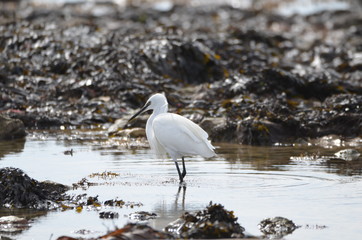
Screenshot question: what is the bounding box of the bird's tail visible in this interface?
[202,140,216,158]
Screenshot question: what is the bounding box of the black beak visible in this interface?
[128,102,151,123]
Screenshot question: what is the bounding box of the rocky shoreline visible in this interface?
[0,1,361,144]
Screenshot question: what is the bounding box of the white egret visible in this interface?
[128,93,215,183]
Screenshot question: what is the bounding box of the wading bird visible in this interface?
[128,93,215,183]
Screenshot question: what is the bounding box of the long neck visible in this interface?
[153,103,168,116]
[148,103,168,125]
[146,103,168,149]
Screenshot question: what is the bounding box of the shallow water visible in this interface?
[0,130,362,239]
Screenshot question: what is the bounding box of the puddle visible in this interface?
[0,130,361,239]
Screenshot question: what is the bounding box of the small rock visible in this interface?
[107,118,129,135]
[258,216,298,238]
[334,149,360,161]
[199,117,226,134]
[113,128,146,138]
[64,149,74,156]
[0,114,26,140]
[129,211,157,221]
[99,211,119,219]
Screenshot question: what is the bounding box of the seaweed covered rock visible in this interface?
[142,38,224,84]
[0,167,69,209]
[0,114,26,140]
[248,68,356,100]
[164,202,245,238]
[258,216,298,238]
[208,92,362,145]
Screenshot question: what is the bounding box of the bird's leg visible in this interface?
[174,160,184,183]
[181,157,187,179]
[175,185,187,209]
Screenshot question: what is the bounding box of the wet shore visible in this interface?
[1,0,361,145]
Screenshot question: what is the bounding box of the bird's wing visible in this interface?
[154,113,213,146]
[153,113,215,158]
[175,115,208,143]
[177,115,215,151]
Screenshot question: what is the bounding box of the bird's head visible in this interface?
[128,93,168,122]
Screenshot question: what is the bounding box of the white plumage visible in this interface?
[129,93,215,183]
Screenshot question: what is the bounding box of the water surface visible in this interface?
[0,130,361,239]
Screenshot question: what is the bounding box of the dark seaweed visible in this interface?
[0,1,361,144]
[0,167,68,209]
